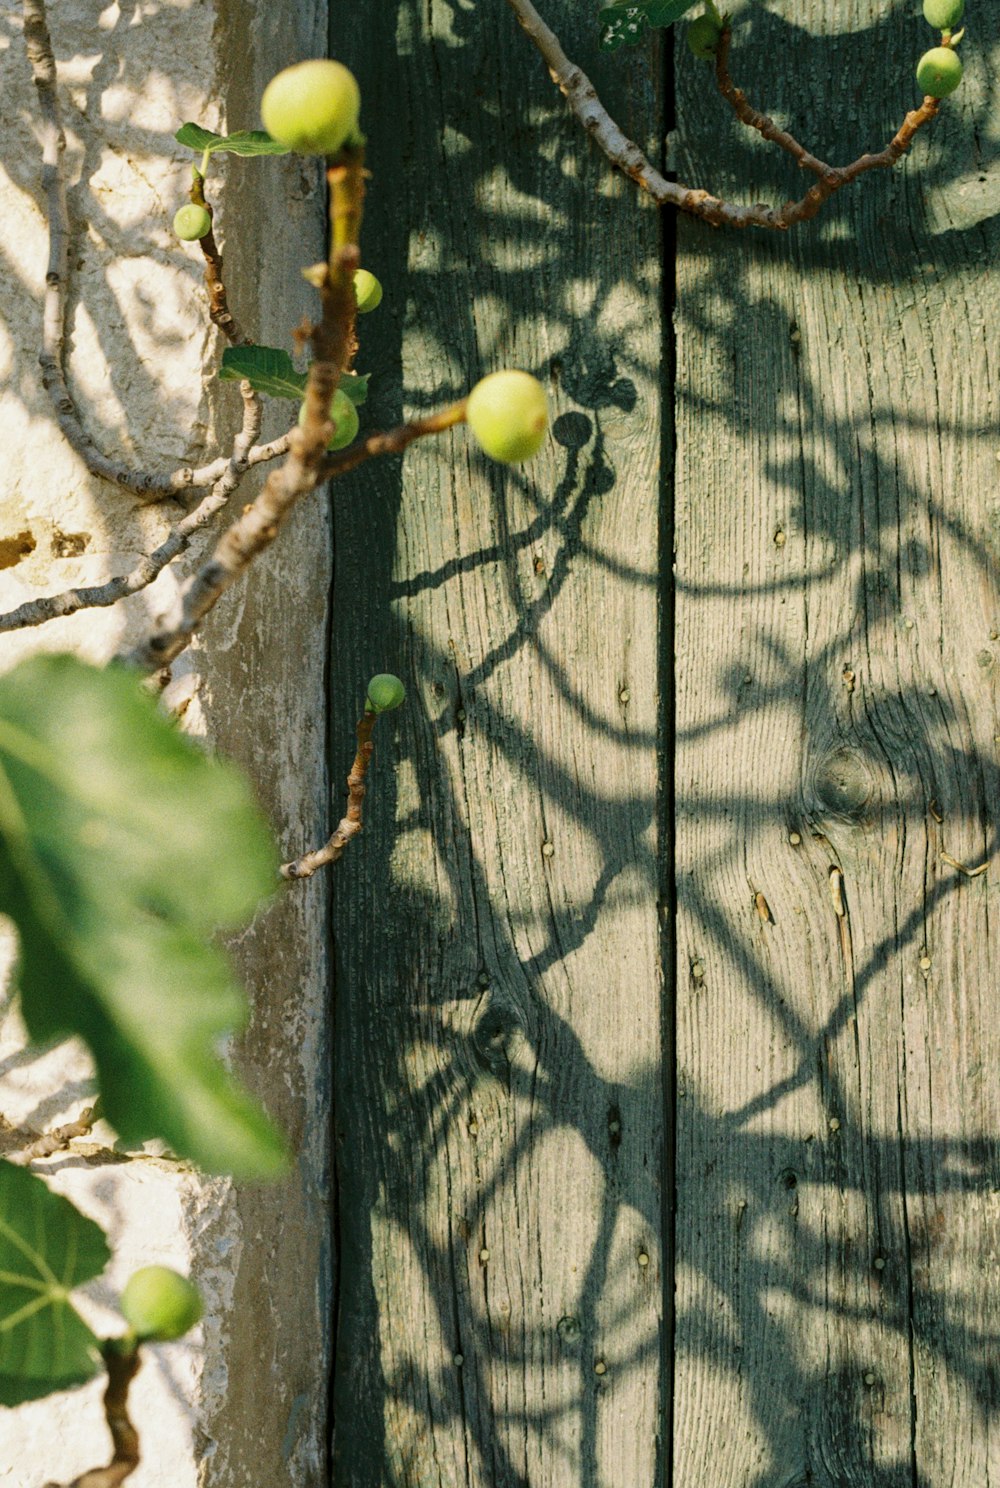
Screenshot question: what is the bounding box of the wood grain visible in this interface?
[673,5,1000,1486]
[329,1,664,1482]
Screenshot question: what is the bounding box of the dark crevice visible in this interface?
[895,1078,920,1488]
[325,477,340,1485]
[658,19,678,1488]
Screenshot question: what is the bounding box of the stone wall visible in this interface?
[0,1,332,1482]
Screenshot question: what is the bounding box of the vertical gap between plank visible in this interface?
[321,78,340,1476]
[325,474,340,1488]
[657,19,678,1488]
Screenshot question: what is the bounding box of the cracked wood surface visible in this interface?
[325,1,999,1484]
[329,1,664,1483]
[673,5,1000,1486]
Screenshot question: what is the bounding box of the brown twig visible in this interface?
[281,710,378,880]
[191,175,245,346]
[712,28,940,227]
[505,0,940,231]
[317,402,468,482]
[44,1346,141,1488]
[6,1103,100,1163]
[713,28,829,177]
[121,152,369,673]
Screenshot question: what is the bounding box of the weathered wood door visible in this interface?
[329,2,1000,1483]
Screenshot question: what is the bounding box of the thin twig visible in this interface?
[505,0,939,230]
[0,401,468,635]
[0,381,263,634]
[44,1346,141,1488]
[712,28,940,226]
[7,1103,100,1163]
[121,152,369,672]
[191,175,245,345]
[20,0,281,501]
[317,402,468,482]
[713,29,830,177]
[281,711,377,880]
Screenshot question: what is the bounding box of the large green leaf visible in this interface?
[220,344,369,406]
[175,122,289,158]
[0,1162,109,1406]
[599,0,699,49]
[0,656,287,1179]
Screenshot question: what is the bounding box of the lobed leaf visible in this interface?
[598,0,699,49]
[175,122,289,158]
[0,1162,109,1406]
[0,656,287,1180]
[220,345,369,406]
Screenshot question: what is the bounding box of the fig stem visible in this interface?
[44,1344,141,1488]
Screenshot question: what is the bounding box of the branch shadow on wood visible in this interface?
[326,2,1000,1485]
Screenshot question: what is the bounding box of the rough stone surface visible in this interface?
[0,0,331,1483]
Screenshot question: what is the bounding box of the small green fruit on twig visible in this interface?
[687,14,723,60]
[916,45,964,96]
[466,371,548,464]
[120,1266,203,1343]
[365,674,406,713]
[923,0,964,29]
[173,203,212,241]
[354,269,383,314]
[298,388,359,450]
[261,60,361,156]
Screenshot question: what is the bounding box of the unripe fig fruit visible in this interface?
[922,0,964,29]
[354,269,383,314]
[687,13,723,59]
[298,388,360,450]
[261,60,361,156]
[365,674,405,713]
[173,204,212,241]
[120,1267,202,1342]
[466,370,548,464]
[916,45,963,96]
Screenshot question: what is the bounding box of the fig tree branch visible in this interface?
[280,710,377,880]
[21,0,285,501]
[43,1346,141,1488]
[317,402,467,482]
[0,379,263,633]
[505,0,939,231]
[1,401,467,636]
[121,151,370,672]
[191,174,246,345]
[5,1101,101,1163]
[712,29,940,224]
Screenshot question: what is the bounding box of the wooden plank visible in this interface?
[673,5,1000,1485]
[330,2,665,1481]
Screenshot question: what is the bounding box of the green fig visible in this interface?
[120,1267,202,1343]
[687,13,723,60]
[466,370,548,464]
[922,0,964,30]
[173,204,212,241]
[298,388,360,450]
[353,269,383,314]
[365,674,406,713]
[261,60,361,156]
[916,45,963,96]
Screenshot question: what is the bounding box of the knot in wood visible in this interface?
[471,990,527,1080]
[809,747,873,821]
